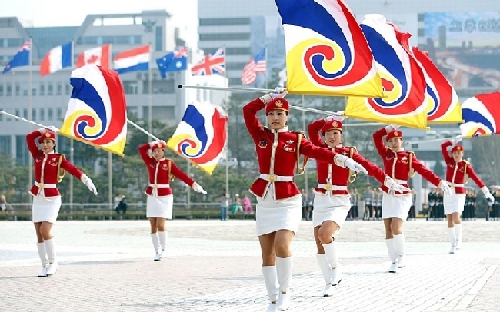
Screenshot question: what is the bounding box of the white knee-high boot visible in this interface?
[316,254,334,296]
[37,242,48,277]
[323,241,342,285]
[151,233,160,252]
[448,227,456,254]
[158,231,168,251]
[262,266,279,312]
[455,224,463,249]
[44,238,58,275]
[386,238,397,273]
[276,257,293,311]
[393,234,406,268]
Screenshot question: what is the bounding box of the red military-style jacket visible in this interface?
[441,141,485,194]
[26,130,83,197]
[243,98,340,200]
[139,143,194,197]
[308,119,387,195]
[373,127,442,194]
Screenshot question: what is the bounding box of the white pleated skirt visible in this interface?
[444,193,466,215]
[146,195,173,219]
[312,192,351,228]
[255,185,302,236]
[32,195,62,224]
[382,192,413,220]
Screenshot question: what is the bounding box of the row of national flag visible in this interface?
[2,41,267,84]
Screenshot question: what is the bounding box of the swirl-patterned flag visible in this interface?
[460,92,500,138]
[59,65,127,156]
[275,0,383,97]
[345,14,428,129]
[412,47,462,124]
[167,102,228,175]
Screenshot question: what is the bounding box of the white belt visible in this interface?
[396,180,408,184]
[259,174,293,182]
[447,181,464,187]
[35,181,56,189]
[317,184,348,191]
[149,183,170,188]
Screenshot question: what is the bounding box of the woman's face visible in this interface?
[152,148,165,160]
[452,150,464,162]
[387,137,403,151]
[40,139,55,154]
[266,110,288,130]
[324,130,342,147]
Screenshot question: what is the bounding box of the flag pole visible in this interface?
[107,43,114,217]
[148,42,153,141]
[302,94,308,192]
[28,37,33,203]
[224,46,229,198]
[69,39,75,212]
[264,47,268,89]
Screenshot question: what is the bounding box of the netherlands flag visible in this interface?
[40,41,73,76]
[113,45,149,74]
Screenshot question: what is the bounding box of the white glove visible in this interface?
[149,140,166,148]
[38,128,47,135]
[81,174,98,195]
[481,186,494,202]
[385,124,399,133]
[260,87,288,103]
[452,135,463,145]
[384,176,411,192]
[438,180,452,195]
[47,125,58,132]
[192,182,207,194]
[345,158,367,174]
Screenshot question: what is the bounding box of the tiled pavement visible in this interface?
[0,220,499,311]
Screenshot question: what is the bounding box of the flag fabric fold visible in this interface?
[167,102,228,174]
[345,14,428,129]
[275,0,383,97]
[60,65,128,156]
[460,92,500,138]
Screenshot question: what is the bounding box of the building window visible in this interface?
[130,35,142,44]
[116,36,129,44]
[32,85,37,96]
[32,108,36,121]
[39,82,45,95]
[226,47,251,55]
[418,28,425,36]
[127,106,138,118]
[15,135,29,165]
[226,62,251,70]
[199,18,250,26]
[418,14,425,22]
[65,83,71,95]
[0,84,3,96]
[123,81,138,94]
[155,26,163,51]
[22,82,28,96]
[199,33,251,41]
[57,108,63,121]
[48,108,53,121]
[14,82,20,96]
[6,82,11,96]
[229,78,242,86]
[102,36,114,44]
[165,79,175,93]
[23,108,27,119]
[14,109,20,120]
[57,82,63,95]
[0,135,12,156]
[0,109,2,121]
[47,82,53,95]
[39,108,45,121]
[7,38,23,47]
[83,36,98,45]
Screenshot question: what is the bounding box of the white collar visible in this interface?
[154,157,166,162]
[272,126,289,133]
[43,150,55,155]
[390,148,405,152]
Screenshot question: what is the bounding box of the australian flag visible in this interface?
[156,47,188,78]
[2,41,31,74]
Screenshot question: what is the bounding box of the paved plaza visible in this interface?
[0,219,499,311]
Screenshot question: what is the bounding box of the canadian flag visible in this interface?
[76,44,110,69]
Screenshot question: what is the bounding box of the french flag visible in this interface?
[113,45,149,74]
[40,41,73,76]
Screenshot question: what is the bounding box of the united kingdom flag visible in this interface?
[191,47,225,76]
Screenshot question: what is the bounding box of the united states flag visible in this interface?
[241,49,266,85]
[191,47,225,76]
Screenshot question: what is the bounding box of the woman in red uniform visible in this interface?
[441,137,494,254]
[308,116,408,296]
[373,125,451,273]
[27,128,98,277]
[139,140,206,261]
[243,89,366,312]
